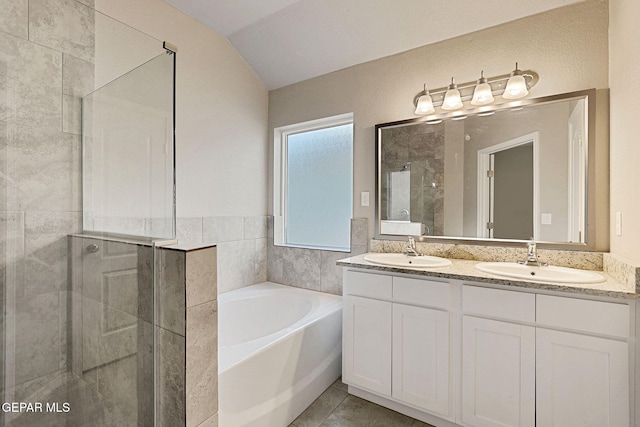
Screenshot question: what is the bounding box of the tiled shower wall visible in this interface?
[0,0,92,399]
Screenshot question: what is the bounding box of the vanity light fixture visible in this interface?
[503,63,529,99]
[470,71,495,106]
[412,65,538,115]
[414,84,435,115]
[441,78,463,110]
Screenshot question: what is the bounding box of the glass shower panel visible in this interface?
[69,235,156,426]
[83,51,176,239]
[0,1,174,425]
[70,49,175,427]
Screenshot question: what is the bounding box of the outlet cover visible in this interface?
[616,212,622,236]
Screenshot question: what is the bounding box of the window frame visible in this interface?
[273,112,354,251]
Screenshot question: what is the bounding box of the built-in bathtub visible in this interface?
[218,282,343,426]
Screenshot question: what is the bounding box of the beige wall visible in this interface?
[610,0,640,264]
[96,0,269,218]
[268,0,609,243]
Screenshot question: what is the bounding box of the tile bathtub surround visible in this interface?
[267,217,368,295]
[202,216,267,293]
[370,239,604,271]
[170,216,268,294]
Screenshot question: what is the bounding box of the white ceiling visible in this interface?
[164,0,584,90]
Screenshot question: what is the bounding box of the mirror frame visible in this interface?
[374,88,600,250]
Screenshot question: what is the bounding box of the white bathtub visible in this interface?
[218,282,343,427]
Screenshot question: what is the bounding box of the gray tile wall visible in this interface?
[0,0,91,404]
[380,125,445,235]
[267,218,368,295]
[174,216,268,294]
[155,245,218,427]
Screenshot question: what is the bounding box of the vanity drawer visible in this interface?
[536,295,630,338]
[393,277,450,309]
[344,270,392,299]
[462,285,535,323]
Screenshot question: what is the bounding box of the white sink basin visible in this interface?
[475,262,605,284]
[364,253,452,269]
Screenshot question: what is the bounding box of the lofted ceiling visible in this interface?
[164,0,584,90]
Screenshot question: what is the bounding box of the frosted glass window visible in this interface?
[274,114,353,251]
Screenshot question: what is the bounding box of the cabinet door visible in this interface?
[392,304,450,416]
[536,328,629,427]
[461,316,535,427]
[343,295,392,395]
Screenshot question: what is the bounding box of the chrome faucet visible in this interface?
[519,239,547,267]
[405,236,421,257]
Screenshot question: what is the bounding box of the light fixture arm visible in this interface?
[413,69,539,108]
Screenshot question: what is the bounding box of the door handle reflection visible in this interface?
[86,243,100,253]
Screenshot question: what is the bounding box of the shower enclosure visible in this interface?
[0,4,176,426]
[379,125,444,236]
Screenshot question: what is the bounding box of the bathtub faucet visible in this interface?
[405,236,422,257]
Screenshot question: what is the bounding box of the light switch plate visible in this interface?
[361,192,370,207]
[541,213,552,225]
[616,212,622,236]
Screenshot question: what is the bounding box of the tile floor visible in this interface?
[4,372,135,427]
[289,378,435,427]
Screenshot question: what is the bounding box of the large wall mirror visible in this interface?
[375,89,602,249]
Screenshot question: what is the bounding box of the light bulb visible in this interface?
[441,77,463,110]
[414,92,435,115]
[503,63,529,99]
[471,71,495,106]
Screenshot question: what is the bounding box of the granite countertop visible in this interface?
[337,253,639,300]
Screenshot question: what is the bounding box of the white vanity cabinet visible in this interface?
[392,277,451,416]
[343,270,452,418]
[462,286,630,427]
[535,295,630,427]
[343,293,392,395]
[342,267,634,427]
[461,286,536,427]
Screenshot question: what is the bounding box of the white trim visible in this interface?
[272,113,354,249]
[477,132,540,240]
[567,100,586,243]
